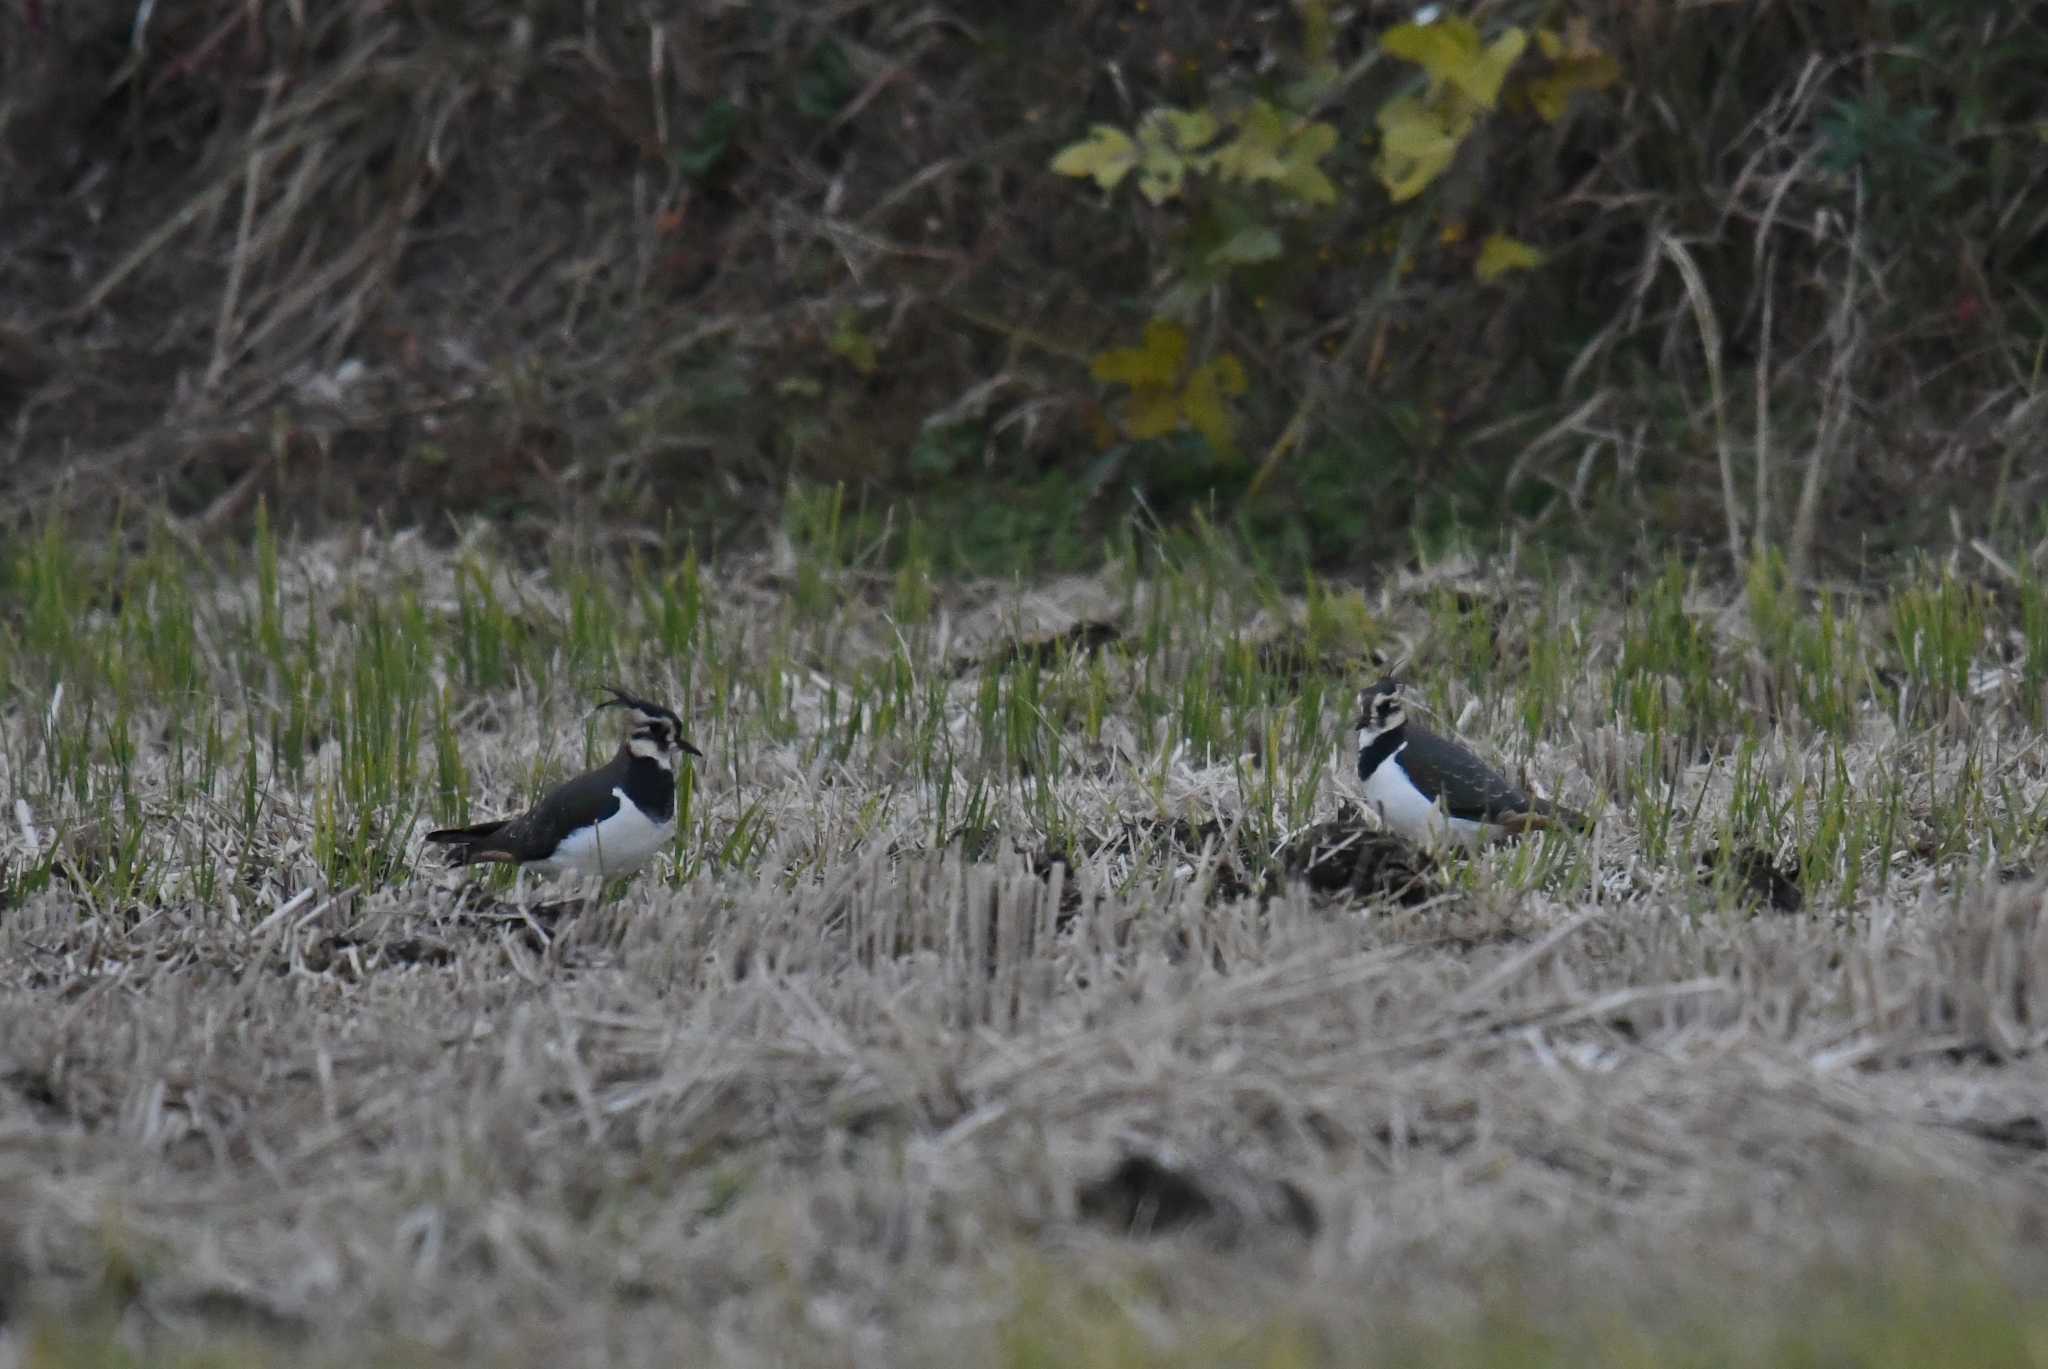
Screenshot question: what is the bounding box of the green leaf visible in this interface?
[1372,94,1464,202]
[1381,17,1488,79]
[1136,148,1190,205]
[828,312,878,373]
[795,40,856,119]
[1279,121,1339,205]
[1208,227,1284,266]
[1289,120,1338,163]
[1141,106,1221,155]
[1211,101,1293,184]
[1154,280,1209,320]
[1131,107,1219,204]
[1051,125,1139,190]
[1278,161,1338,206]
[674,99,740,180]
[1381,19,1528,110]
[1211,102,1340,205]
[1458,28,1529,108]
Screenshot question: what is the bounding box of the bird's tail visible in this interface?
[1527,796,1594,833]
[424,820,511,866]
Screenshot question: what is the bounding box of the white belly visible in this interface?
[1361,738,1487,846]
[534,788,674,878]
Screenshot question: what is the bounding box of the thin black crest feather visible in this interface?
[595,684,682,726]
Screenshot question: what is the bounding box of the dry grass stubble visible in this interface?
[3,536,2048,1364]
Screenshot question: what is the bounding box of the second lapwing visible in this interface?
[1354,677,1589,847]
[425,686,700,880]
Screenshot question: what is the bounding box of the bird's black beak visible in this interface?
[679,738,704,759]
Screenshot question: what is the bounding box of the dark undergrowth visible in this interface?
[1,1,2043,576]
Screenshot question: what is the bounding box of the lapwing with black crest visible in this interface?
[425,686,700,881]
[1354,676,1589,847]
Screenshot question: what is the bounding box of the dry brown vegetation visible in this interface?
[5,532,2048,1364]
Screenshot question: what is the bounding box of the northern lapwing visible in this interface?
[1354,677,1589,847]
[425,686,700,880]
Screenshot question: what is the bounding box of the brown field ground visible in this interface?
[5,533,2048,1366]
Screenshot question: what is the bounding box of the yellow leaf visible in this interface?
[1523,53,1622,122]
[1182,355,1246,459]
[1125,387,1183,440]
[1372,94,1462,202]
[1475,232,1545,282]
[1526,22,1620,121]
[1050,125,1138,190]
[1090,320,1188,388]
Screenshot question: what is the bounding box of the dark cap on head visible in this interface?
[597,685,702,757]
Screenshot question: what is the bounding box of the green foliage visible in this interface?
[1049,6,1620,487]
[1888,564,1989,717]
[2019,566,2048,726]
[1745,549,1864,737]
[1615,560,1738,751]
[10,0,2048,580]
[1371,15,1614,217]
[989,1256,2048,1369]
[674,98,741,180]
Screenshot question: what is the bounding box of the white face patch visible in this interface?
[534,786,675,878]
[627,732,675,768]
[1356,702,1403,746]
